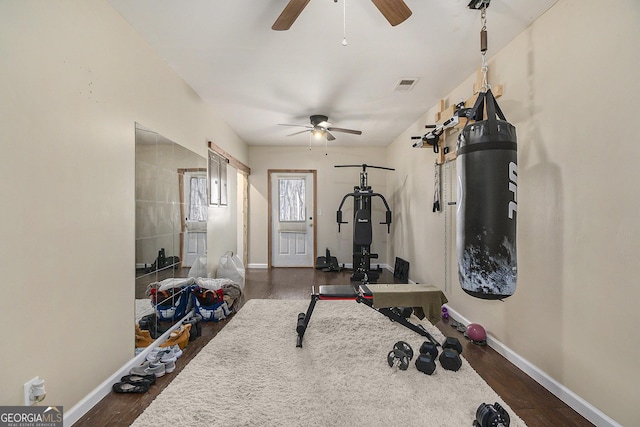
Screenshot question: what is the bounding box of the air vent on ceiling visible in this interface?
[394,78,419,92]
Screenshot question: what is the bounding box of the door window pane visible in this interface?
[279,178,305,222]
[189,176,208,221]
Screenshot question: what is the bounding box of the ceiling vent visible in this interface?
[394,78,419,92]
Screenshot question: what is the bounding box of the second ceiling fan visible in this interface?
[272,0,412,31]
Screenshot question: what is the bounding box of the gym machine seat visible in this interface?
[296,283,448,347]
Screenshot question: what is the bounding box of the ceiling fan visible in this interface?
[272,0,412,31]
[279,114,362,141]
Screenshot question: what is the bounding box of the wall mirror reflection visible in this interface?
[135,123,208,353]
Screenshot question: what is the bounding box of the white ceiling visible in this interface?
[109,0,556,147]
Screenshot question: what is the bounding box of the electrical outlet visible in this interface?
[24,376,44,406]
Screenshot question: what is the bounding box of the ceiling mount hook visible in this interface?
[467,0,491,10]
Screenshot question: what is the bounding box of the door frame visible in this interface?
[268,169,317,268]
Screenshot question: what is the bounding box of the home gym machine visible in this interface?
[335,164,393,282]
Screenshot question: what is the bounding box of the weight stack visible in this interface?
[456,90,518,300]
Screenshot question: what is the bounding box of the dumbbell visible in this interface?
[387,341,413,370]
[441,306,449,319]
[439,337,463,371]
[415,341,439,375]
[473,402,511,427]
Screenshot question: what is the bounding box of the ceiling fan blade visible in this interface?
[278,124,312,128]
[326,131,336,141]
[286,129,312,137]
[272,0,311,31]
[327,127,362,135]
[371,0,412,26]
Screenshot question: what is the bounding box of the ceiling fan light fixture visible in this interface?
[280,114,360,142]
[311,128,325,139]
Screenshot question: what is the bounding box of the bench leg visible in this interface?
[296,291,319,348]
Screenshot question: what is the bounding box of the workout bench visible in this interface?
[295,283,448,347]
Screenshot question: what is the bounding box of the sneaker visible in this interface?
[171,345,183,358]
[130,361,152,376]
[159,348,177,364]
[146,348,163,362]
[164,359,176,374]
[144,362,166,378]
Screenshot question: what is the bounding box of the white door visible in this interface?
[270,172,315,267]
[182,171,208,267]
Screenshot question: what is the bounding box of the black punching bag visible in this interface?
[456,89,517,299]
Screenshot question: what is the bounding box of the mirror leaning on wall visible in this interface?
[134,123,209,355]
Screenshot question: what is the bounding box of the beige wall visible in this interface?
[387,1,640,425]
[0,0,246,410]
[248,146,391,267]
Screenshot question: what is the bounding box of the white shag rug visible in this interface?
[132,299,526,427]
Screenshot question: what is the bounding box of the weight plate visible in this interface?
[387,349,410,370]
[393,341,414,360]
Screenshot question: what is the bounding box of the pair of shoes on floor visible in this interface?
[450,319,466,333]
[167,344,183,359]
[112,374,156,394]
[130,359,175,377]
[146,346,180,364]
[148,361,175,377]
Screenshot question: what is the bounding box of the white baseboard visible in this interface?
[247,263,268,269]
[64,311,195,427]
[442,305,621,427]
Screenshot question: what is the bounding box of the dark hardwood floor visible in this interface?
[76,268,592,426]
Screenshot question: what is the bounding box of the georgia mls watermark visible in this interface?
[0,406,63,427]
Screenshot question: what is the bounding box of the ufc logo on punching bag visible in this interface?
[508,162,517,220]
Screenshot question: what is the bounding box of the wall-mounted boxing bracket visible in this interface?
[413,67,503,165]
[411,106,471,152]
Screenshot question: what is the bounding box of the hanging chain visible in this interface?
[480,6,490,91]
[481,7,487,34]
[342,0,348,46]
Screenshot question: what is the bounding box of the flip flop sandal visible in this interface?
[450,320,467,333]
[120,374,156,386]
[112,381,150,394]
